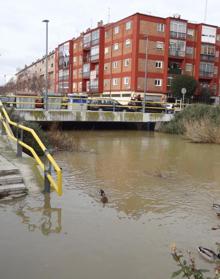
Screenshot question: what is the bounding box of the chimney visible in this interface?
[97,20,103,27]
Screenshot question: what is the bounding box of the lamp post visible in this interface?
[143,35,148,112]
[42,19,49,110]
[181,87,187,104]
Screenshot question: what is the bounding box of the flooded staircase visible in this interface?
[0,155,27,199]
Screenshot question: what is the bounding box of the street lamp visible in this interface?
[42,19,49,110]
[143,35,148,112]
[181,87,187,105]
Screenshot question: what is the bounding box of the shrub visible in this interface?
[160,104,220,141]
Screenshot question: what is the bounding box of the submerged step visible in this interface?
[0,169,20,176]
[0,183,27,195]
[0,174,23,185]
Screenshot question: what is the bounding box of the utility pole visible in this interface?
[42,19,49,110]
[204,0,208,22]
[143,35,148,113]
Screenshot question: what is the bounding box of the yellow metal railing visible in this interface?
[0,101,62,196]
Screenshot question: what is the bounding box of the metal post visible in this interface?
[16,123,22,157]
[0,121,5,135]
[42,19,49,111]
[143,36,148,113]
[113,101,115,112]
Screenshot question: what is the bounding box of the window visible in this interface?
[126,21,131,30]
[73,56,77,63]
[112,78,119,86]
[83,63,90,73]
[156,41,164,49]
[185,63,193,72]
[105,47,109,54]
[200,62,214,74]
[91,45,99,56]
[105,31,110,38]
[187,29,194,37]
[157,23,165,32]
[104,64,108,71]
[83,33,91,46]
[154,79,162,86]
[124,77,130,85]
[112,61,119,68]
[113,43,119,50]
[214,66,218,75]
[125,39,131,47]
[170,21,187,34]
[186,47,194,55]
[73,43,77,49]
[92,30,100,42]
[114,26,119,34]
[155,61,163,68]
[51,63,53,68]
[201,44,215,55]
[124,58,130,67]
[217,34,220,41]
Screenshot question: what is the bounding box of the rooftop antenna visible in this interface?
[107,7,111,23]
[204,0,208,22]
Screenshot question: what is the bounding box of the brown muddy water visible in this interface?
[1,131,220,279]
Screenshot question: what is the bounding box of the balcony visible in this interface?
[199,71,214,78]
[89,85,99,92]
[83,42,91,49]
[168,68,182,75]
[200,54,215,62]
[90,54,99,63]
[169,49,185,58]
[170,31,186,40]
[91,39,99,46]
[83,56,90,63]
[82,71,90,78]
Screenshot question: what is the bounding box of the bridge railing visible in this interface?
[0,100,62,196]
[0,95,178,113]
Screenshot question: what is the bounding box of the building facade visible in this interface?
[16,51,55,94]
[16,13,220,100]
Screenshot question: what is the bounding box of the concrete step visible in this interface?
[0,174,23,185]
[0,169,20,176]
[0,183,27,195]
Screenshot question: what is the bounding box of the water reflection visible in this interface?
[15,193,62,235]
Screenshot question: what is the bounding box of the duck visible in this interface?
[213,203,220,216]
[100,189,108,204]
[198,246,220,262]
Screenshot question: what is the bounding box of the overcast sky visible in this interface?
[0,0,219,85]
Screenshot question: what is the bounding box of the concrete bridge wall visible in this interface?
[15,109,173,123]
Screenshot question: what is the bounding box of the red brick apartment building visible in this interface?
[17,13,220,101]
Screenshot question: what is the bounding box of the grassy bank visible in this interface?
[160,104,220,143]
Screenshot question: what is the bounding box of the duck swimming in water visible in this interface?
[100,189,108,204]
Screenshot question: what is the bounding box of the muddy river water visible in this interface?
[1,131,220,279]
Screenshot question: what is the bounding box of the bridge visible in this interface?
[1,95,175,124]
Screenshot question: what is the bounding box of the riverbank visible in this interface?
[159,104,220,143]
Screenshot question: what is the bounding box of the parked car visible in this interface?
[126,100,165,113]
[87,98,126,111]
